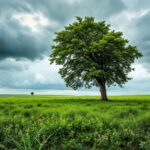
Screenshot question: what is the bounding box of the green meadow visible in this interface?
[0,95,150,150]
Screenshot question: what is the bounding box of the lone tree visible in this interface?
[31,92,34,96]
[50,17,142,101]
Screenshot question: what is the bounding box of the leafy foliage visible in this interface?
[50,17,142,90]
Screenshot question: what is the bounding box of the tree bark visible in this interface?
[97,79,108,101]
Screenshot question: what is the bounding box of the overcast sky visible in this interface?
[0,0,150,95]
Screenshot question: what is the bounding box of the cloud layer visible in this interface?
[0,0,150,94]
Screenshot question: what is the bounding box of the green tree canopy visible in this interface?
[50,17,142,101]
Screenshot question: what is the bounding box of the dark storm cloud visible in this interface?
[0,0,126,60]
[29,0,126,22]
[1,0,150,93]
[0,27,49,60]
[131,12,150,65]
[0,12,50,60]
[77,0,126,18]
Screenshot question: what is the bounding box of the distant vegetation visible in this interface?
[30,92,34,96]
[0,95,150,149]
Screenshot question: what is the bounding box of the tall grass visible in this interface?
[0,95,150,149]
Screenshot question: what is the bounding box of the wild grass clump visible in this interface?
[24,104,33,109]
[119,108,139,118]
[37,103,42,107]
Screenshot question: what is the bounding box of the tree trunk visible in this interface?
[97,80,108,101]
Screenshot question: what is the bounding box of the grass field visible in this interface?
[0,95,150,150]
